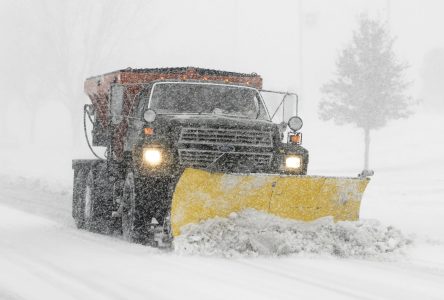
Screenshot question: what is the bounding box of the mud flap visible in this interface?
[171,168,370,237]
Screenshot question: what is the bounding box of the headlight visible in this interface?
[285,155,301,169]
[143,148,162,166]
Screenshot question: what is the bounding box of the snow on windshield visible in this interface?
[149,82,268,119]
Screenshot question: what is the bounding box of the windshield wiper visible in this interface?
[197,106,256,119]
[197,106,212,114]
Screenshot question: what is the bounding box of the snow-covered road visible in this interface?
[1,174,444,300]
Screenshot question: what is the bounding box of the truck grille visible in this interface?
[179,127,273,147]
[178,149,272,170]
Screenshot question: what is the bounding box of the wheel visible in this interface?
[73,162,116,233]
[73,168,110,233]
[121,172,173,245]
[140,176,174,246]
[155,211,173,248]
[121,171,145,242]
[83,170,96,230]
[84,168,114,233]
[73,168,87,228]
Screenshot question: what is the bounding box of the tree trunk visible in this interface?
[364,127,370,170]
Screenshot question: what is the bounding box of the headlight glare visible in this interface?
[143,148,162,166]
[285,155,301,169]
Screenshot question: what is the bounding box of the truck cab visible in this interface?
[125,80,308,177]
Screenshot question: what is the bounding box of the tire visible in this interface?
[141,176,173,246]
[83,170,96,230]
[121,171,145,242]
[73,168,110,233]
[121,172,173,244]
[73,168,87,229]
[84,168,114,233]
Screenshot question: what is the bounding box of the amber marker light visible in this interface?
[144,128,154,136]
[289,133,302,144]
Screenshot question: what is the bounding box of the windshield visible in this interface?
[148,82,269,120]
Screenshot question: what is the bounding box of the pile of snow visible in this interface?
[0,175,72,224]
[174,209,411,258]
[0,174,70,195]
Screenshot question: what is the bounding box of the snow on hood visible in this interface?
[174,209,411,258]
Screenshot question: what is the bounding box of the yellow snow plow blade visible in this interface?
[171,168,370,237]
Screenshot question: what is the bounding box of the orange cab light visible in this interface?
[144,127,154,136]
[290,133,302,144]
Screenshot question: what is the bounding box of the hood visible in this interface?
[153,114,277,132]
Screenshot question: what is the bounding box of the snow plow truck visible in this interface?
[72,67,371,246]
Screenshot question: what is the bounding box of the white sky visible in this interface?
[1,0,443,102]
[112,0,444,94]
[0,0,443,167]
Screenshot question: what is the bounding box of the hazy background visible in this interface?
[0,0,443,184]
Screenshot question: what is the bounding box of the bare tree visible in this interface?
[319,16,413,170]
[9,0,148,146]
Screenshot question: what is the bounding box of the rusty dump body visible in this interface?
[73,66,370,246]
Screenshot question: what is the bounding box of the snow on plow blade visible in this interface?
[171,168,370,237]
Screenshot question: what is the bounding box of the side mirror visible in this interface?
[288,116,303,131]
[144,109,156,122]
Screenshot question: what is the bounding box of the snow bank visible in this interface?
[0,174,71,195]
[174,209,411,258]
[0,175,72,225]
